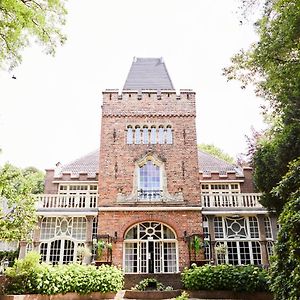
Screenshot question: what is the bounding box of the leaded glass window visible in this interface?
[139,161,161,200]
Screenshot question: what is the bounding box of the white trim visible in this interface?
[200,180,244,183]
[98,206,202,212]
[202,210,269,215]
[52,180,98,184]
[37,211,98,216]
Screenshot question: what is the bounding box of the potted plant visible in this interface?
[97,240,106,259]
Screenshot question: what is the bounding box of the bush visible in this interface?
[132,278,173,291]
[5,252,124,295]
[181,264,269,292]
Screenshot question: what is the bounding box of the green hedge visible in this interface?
[4,252,124,295]
[182,264,269,292]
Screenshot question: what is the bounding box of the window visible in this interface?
[135,126,141,144]
[214,217,224,238]
[158,126,165,144]
[138,160,161,200]
[124,222,178,273]
[213,216,264,265]
[143,126,149,144]
[166,125,173,144]
[126,125,173,145]
[127,126,133,144]
[150,126,157,144]
[39,217,89,265]
[264,217,272,239]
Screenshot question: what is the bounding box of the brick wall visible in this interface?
[98,210,202,270]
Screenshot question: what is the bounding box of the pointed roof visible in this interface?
[123,57,174,91]
[198,150,243,176]
[56,150,99,177]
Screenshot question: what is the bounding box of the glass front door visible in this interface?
[124,222,178,273]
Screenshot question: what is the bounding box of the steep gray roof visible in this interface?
[57,150,99,177]
[198,150,243,176]
[123,57,174,90]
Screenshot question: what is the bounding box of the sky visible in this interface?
[0,0,266,170]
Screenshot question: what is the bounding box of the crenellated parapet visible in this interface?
[102,89,196,117]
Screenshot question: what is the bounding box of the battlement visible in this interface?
[101,89,196,117]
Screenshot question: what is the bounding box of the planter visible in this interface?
[124,289,181,299]
[188,290,273,300]
[0,292,116,300]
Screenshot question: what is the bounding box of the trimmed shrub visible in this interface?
[181,264,269,292]
[4,252,124,295]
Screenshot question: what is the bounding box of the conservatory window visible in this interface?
[248,217,259,238]
[264,217,272,239]
[213,217,224,238]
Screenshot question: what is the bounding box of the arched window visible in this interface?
[264,216,272,239]
[39,217,87,265]
[166,125,172,144]
[143,126,149,144]
[135,126,141,144]
[158,125,165,144]
[138,160,161,200]
[150,126,157,144]
[127,126,133,144]
[124,222,178,273]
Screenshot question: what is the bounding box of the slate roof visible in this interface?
[123,57,174,91]
[56,150,99,177]
[56,149,243,177]
[198,150,243,176]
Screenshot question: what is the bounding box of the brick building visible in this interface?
[23,58,277,274]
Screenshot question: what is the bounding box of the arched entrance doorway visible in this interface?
[123,222,178,273]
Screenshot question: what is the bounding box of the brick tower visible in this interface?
[98,57,202,274]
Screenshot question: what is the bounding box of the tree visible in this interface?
[224,0,300,214]
[269,158,300,300]
[198,143,235,164]
[0,163,44,241]
[0,0,67,70]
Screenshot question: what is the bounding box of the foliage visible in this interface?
[132,278,173,291]
[198,144,234,164]
[5,252,124,295]
[0,0,67,70]
[269,159,300,300]
[225,0,300,214]
[252,123,300,213]
[0,250,19,266]
[181,264,269,292]
[175,291,189,300]
[189,235,204,255]
[0,163,45,241]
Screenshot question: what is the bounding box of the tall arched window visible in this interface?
[166,125,173,144]
[135,126,141,144]
[150,126,157,144]
[158,125,165,144]
[143,126,149,144]
[124,222,178,273]
[127,126,133,144]
[139,160,161,200]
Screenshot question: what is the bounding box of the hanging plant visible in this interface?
[191,235,203,255]
[97,240,106,259]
